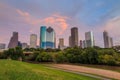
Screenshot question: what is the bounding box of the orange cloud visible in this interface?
[16,9,69,35]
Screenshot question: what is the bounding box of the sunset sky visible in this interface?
[0,0,120,47]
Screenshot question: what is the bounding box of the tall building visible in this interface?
[30,34,37,48]
[40,26,56,49]
[80,40,82,48]
[8,32,18,48]
[40,26,46,49]
[0,43,6,49]
[58,38,64,49]
[85,31,94,47]
[83,40,86,48]
[110,37,113,47]
[103,30,113,48]
[71,27,78,47]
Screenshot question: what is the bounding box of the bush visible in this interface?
[53,52,67,63]
[2,47,24,60]
[36,52,53,62]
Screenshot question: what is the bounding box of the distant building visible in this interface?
[22,43,28,49]
[103,31,113,48]
[8,32,18,48]
[83,40,87,48]
[70,27,78,47]
[0,43,6,49]
[40,26,56,49]
[18,41,22,47]
[110,37,113,47]
[85,31,94,47]
[30,34,37,48]
[80,40,82,48]
[58,38,64,49]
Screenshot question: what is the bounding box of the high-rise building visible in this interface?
[80,40,82,48]
[40,26,46,49]
[83,40,86,48]
[58,38,64,49]
[110,37,113,47]
[8,32,18,48]
[30,34,37,48]
[0,43,6,49]
[40,26,56,49]
[85,31,94,47]
[71,27,78,47]
[103,30,113,48]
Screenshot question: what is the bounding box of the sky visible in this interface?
[0,0,120,47]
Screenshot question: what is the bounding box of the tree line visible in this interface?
[0,47,120,66]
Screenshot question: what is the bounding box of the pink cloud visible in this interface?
[16,9,69,35]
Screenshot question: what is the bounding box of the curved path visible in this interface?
[47,64,120,80]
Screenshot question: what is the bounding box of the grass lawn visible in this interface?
[0,60,99,80]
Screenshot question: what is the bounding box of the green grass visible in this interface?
[0,60,99,80]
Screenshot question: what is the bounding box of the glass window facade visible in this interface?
[40,26,55,49]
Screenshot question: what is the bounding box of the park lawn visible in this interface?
[0,60,99,80]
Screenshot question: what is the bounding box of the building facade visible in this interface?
[30,34,37,48]
[40,26,56,49]
[22,43,28,49]
[85,31,94,47]
[70,27,78,47]
[80,40,82,48]
[58,38,64,49]
[0,43,6,49]
[103,30,113,48]
[8,32,18,48]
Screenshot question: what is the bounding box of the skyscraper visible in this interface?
[80,40,82,48]
[110,37,113,47]
[40,26,56,49]
[58,38,64,49]
[83,40,87,48]
[40,26,46,49]
[85,31,94,47]
[46,27,56,49]
[8,32,18,48]
[103,30,113,48]
[30,34,37,48]
[71,27,78,47]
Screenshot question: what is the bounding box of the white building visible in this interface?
[30,34,37,48]
[85,31,95,47]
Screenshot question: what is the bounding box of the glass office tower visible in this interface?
[85,31,94,47]
[40,26,55,49]
[40,26,46,49]
[46,27,55,49]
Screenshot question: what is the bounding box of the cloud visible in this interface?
[16,9,69,35]
[100,16,120,45]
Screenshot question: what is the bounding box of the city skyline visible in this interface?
[0,0,120,47]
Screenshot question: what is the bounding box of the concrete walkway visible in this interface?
[46,64,120,80]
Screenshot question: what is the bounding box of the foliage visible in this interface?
[1,47,24,60]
